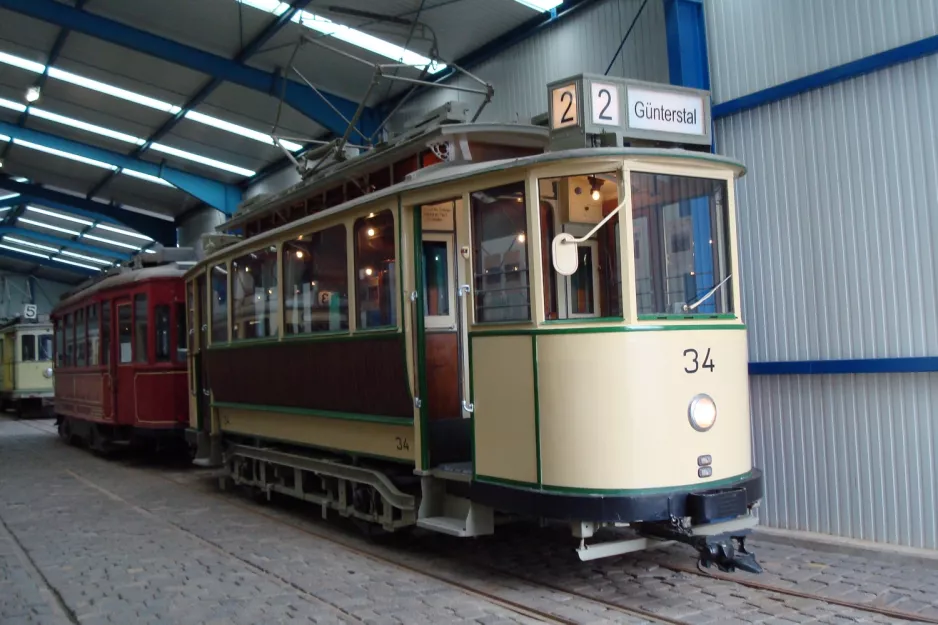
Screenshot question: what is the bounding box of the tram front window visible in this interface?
[539,171,621,320]
[630,172,732,316]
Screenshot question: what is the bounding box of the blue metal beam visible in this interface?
[0,195,22,209]
[0,0,378,137]
[714,33,938,119]
[664,0,710,91]
[0,226,129,261]
[0,121,242,214]
[750,357,938,376]
[0,175,176,246]
[88,0,314,198]
[0,245,99,276]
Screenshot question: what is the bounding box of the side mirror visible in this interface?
[551,233,579,276]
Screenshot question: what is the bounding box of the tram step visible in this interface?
[417,516,474,537]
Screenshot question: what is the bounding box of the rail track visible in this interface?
[17,417,938,625]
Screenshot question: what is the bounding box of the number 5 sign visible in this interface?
[590,81,620,126]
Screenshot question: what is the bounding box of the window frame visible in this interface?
[353,209,398,332]
[282,223,350,337]
[624,161,739,322]
[467,179,532,326]
[230,244,280,342]
[210,262,230,344]
[21,334,36,362]
[420,232,456,330]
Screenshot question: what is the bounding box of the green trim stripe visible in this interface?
[476,470,756,496]
[531,334,541,487]
[470,323,745,337]
[212,401,413,426]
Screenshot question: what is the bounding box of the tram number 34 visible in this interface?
[683,348,715,374]
[395,437,410,451]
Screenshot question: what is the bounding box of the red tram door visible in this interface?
[114,301,135,424]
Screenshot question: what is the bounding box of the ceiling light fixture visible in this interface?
[26,205,94,226]
[3,236,59,253]
[81,234,143,250]
[52,257,102,271]
[25,85,41,103]
[0,243,49,259]
[94,223,153,241]
[236,0,445,73]
[59,250,113,265]
[17,217,82,236]
[0,50,303,153]
[513,0,563,10]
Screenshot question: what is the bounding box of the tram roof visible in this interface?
[191,146,746,274]
[52,263,190,315]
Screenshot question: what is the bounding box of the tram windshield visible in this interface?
[630,172,732,316]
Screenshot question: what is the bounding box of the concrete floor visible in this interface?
[1,416,936,625]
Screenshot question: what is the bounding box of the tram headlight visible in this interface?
[688,394,716,431]
[43,367,53,379]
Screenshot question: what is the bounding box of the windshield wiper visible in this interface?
[683,274,732,313]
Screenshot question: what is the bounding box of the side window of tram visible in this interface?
[211,264,228,343]
[55,321,64,367]
[21,334,36,362]
[101,302,110,365]
[87,304,99,366]
[354,211,396,329]
[470,181,530,322]
[175,303,187,361]
[76,308,86,366]
[539,172,622,319]
[155,305,171,362]
[64,313,74,366]
[283,224,349,334]
[118,305,132,364]
[39,334,53,362]
[232,246,278,340]
[134,294,148,363]
[630,172,732,315]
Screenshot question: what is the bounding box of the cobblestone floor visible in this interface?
[1,416,934,625]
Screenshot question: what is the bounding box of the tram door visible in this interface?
[114,300,135,423]
[194,273,211,435]
[416,199,471,467]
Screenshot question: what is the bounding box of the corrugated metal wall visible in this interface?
[710,1,938,548]
[390,0,669,128]
[705,0,938,103]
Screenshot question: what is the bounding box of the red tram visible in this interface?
[52,255,191,453]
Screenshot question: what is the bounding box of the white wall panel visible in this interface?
[705,0,938,104]
[751,373,938,549]
[389,0,668,129]
[177,207,226,249]
[717,54,938,363]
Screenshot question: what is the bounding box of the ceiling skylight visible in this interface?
[0,50,304,155]
[513,0,564,10]
[236,0,446,73]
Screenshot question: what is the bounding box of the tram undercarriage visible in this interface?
[220,440,762,573]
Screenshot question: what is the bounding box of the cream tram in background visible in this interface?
[0,313,55,417]
[186,75,763,573]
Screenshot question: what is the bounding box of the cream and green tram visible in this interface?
[0,316,55,417]
[185,146,763,573]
